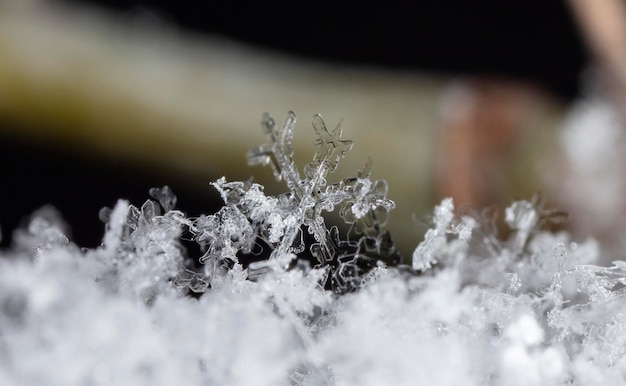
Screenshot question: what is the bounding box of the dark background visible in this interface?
[0,1,588,248]
[94,0,586,99]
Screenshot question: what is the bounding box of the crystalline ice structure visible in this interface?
[246,112,399,292]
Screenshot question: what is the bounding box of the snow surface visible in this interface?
[2,112,626,385]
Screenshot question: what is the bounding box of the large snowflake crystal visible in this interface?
[246,112,399,292]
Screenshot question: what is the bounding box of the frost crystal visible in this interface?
[412,197,459,271]
[246,112,399,292]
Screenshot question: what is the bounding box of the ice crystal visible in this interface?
[4,112,626,385]
[246,112,399,292]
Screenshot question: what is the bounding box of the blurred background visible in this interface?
[1,0,625,261]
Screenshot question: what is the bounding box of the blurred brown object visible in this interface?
[568,0,626,111]
[434,79,552,210]
[435,0,626,213]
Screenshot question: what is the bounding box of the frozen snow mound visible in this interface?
[1,112,626,385]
